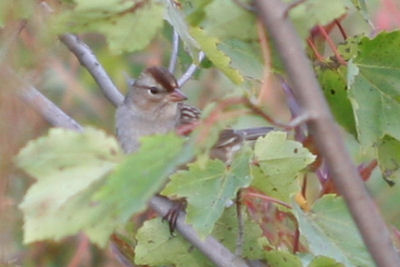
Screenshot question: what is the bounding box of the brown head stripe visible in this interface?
[146,66,178,92]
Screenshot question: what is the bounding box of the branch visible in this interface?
[5,67,83,132]
[21,85,84,132]
[235,190,244,257]
[150,196,249,267]
[178,51,205,87]
[168,30,179,73]
[59,34,124,107]
[254,0,400,266]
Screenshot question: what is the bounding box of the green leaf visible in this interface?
[190,27,244,84]
[93,133,190,226]
[135,218,213,267]
[293,195,373,267]
[185,0,261,81]
[180,0,213,26]
[18,128,190,246]
[53,0,165,54]
[162,148,252,237]
[349,0,373,28]
[202,0,257,41]
[219,39,264,81]
[337,35,364,61]
[264,250,302,267]
[164,0,201,60]
[287,0,349,40]
[377,135,400,183]
[348,31,400,146]
[17,128,121,245]
[317,66,356,135]
[17,127,121,216]
[368,170,400,228]
[350,0,367,10]
[212,206,269,259]
[135,206,267,266]
[308,255,344,267]
[252,131,316,203]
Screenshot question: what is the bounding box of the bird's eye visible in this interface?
[148,87,159,95]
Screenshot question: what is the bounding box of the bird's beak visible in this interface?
[167,89,187,102]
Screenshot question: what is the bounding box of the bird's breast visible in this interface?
[115,104,178,154]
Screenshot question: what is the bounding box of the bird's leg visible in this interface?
[162,198,187,235]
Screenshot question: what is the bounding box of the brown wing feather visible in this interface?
[178,103,201,125]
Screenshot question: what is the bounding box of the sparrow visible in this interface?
[116,66,199,154]
[114,66,273,236]
[115,66,273,157]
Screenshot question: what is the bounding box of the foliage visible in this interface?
[293,195,373,266]
[51,0,165,54]
[2,0,400,266]
[16,128,190,246]
[162,147,252,237]
[252,132,316,203]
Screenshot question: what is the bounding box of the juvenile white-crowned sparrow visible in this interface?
[114,66,273,236]
[115,66,273,157]
[116,66,200,154]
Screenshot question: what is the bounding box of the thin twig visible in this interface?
[279,76,307,141]
[178,51,205,87]
[334,19,348,40]
[243,97,308,130]
[306,38,325,63]
[255,0,400,266]
[168,30,179,73]
[150,196,249,267]
[316,25,347,65]
[59,34,124,107]
[235,190,244,257]
[0,20,27,63]
[67,234,90,267]
[244,192,292,209]
[22,85,84,132]
[256,19,274,104]
[5,67,83,132]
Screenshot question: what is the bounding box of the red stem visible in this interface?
[67,234,90,267]
[245,192,292,209]
[316,25,347,65]
[292,228,300,253]
[334,19,348,40]
[306,38,325,63]
[301,174,307,198]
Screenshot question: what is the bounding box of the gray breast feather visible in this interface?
[115,104,178,154]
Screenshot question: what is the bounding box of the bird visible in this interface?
[115,65,273,157]
[114,65,273,244]
[115,66,199,154]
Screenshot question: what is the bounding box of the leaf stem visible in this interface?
[244,192,292,209]
[316,25,347,65]
[235,190,244,257]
